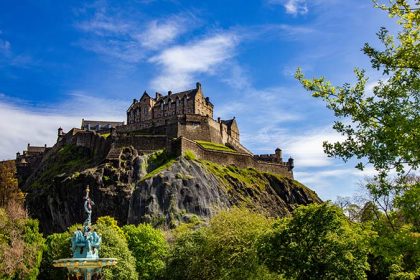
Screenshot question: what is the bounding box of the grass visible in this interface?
[183,149,196,160]
[198,159,268,191]
[141,149,176,181]
[197,159,317,201]
[142,159,176,181]
[195,140,237,153]
[29,144,93,190]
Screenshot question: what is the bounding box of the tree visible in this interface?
[122,223,169,280]
[38,231,72,280]
[0,205,45,280]
[0,160,23,207]
[295,0,419,187]
[165,208,280,280]
[94,216,138,280]
[258,203,370,280]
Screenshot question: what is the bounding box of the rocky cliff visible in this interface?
[20,145,321,234]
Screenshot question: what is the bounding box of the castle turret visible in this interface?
[288,157,294,171]
[275,148,282,163]
[57,127,64,142]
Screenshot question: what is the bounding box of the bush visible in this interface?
[38,231,72,280]
[95,216,138,280]
[123,223,169,280]
[165,208,278,280]
[258,203,370,280]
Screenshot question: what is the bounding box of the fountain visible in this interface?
[53,185,117,280]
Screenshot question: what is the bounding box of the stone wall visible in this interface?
[114,134,169,153]
[171,137,293,178]
[59,128,111,162]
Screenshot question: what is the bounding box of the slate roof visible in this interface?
[155,88,198,104]
[221,118,236,128]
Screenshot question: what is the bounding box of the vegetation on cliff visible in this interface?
[27,145,93,190]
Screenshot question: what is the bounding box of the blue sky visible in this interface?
[0,0,395,200]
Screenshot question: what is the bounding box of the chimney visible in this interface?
[217,117,221,123]
[196,82,201,90]
[133,98,137,104]
[155,92,162,99]
[27,143,30,149]
[168,91,172,96]
[44,144,47,148]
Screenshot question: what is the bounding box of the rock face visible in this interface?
[21,145,321,234]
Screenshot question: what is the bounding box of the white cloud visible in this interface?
[284,128,344,167]
[139,17,190,50]
[268,0,309,15]
[76,5,194,63]
[149,33,238,91]
[0,93,126,161]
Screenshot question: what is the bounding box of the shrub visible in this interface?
[123,223,169,280]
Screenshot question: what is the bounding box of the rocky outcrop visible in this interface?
[21,145,321,234]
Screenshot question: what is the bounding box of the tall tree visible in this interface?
[295,0,419,188]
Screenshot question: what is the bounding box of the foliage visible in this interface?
[295,0,419,185]
[0,160,23,207]
[165,208,279,280]
[183,149,196,160]
[200,159,318,201]
[100,132,111,139]
[123,223,169,280]
[29,144,92,190]
[195,140,237,152]
[143,149,176,181]
[258,203,370,280]
[0,204,45,280]
[38,230,72,280]
[94,216,138,280]
[394,178,420,231]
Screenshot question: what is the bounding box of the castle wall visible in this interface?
[60,128,111,162]
[114,135,168,153]
[172,137,293,178]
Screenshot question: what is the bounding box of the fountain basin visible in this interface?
[53,258,117,279]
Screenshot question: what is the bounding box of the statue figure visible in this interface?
[84,185,95,226]
[70,186,101,258]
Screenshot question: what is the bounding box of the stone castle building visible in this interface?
[119,82,246,153]
[16,82,294,179]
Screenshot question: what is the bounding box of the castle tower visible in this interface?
[275,148,282,163]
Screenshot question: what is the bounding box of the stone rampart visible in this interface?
[114,135,169,153]
[171,137,293,178]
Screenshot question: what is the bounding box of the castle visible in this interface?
[16,83,294,179]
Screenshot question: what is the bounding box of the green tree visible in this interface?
[38,230,72,280]
[122,223,169,280]
[295,0,419,188]
[258,203,370,280]
[165,208,280,280]
[94,216,138,280]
